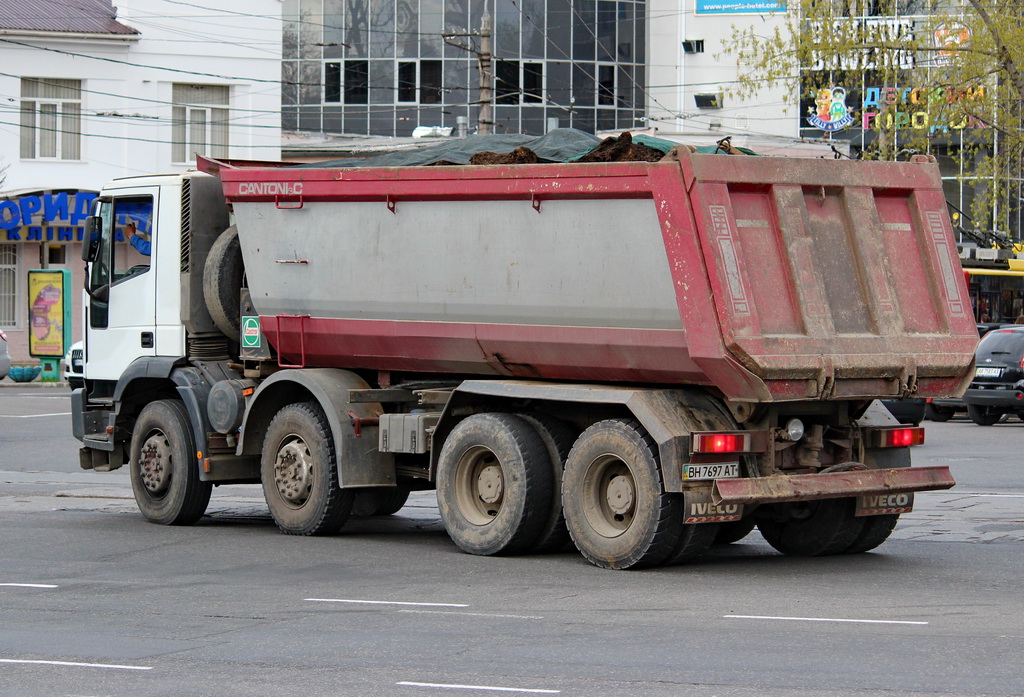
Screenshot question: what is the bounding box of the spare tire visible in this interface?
[203,226,244,341]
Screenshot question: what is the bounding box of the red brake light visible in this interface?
[692,432,751,454]
[880,427,925,448]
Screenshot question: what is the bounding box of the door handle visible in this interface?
[141,332,154,348]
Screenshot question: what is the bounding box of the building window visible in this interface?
[171,84,229,163]
[598,65,615,106]
[325,62,341,103]
[496,60,520,105]
[421,60,442,104]
[0,244,16,327]
[397,62,417,103]
[20,78,81,160]
[523,63,544,103]
[496,61,544,105]
[344,61,369,104]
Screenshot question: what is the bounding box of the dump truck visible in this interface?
[71,133,977,569]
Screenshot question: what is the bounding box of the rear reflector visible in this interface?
[692,432,752,454]
[873,427,925,448]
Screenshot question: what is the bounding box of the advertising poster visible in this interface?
[696,0,786,14]
[27,269,71,357]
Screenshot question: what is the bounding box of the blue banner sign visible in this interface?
[696,1,786,13]
[0,191,98,242]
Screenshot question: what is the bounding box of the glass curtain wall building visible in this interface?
[282,0,646,136]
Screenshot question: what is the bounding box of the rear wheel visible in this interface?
[925,404,953,422]
[436,413,554,556]
[843,514,899,554]
[713,518,757,545]
[517,413,576,553]
[352,488,411,516]
[757,498,865,557]
[129,400,212,525]
[967,403,1003,426]
[261,402,354,535]
[562,419,683,570]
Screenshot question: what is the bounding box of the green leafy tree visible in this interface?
[722,0,1024,239]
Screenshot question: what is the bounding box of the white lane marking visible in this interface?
[0,412,72,419]
[0,583,58,588]
[305,598,469,608]
[725,614,928,625]
[967,493,1024,498]
[398,609,543,620]
[398,681,559,693]
[0,659,152,671]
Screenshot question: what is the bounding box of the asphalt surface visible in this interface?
[0,383,1022,696]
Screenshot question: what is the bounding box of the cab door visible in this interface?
[84,189,158,382]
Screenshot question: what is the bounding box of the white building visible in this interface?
[647,0,798,144]
[0,0,282,363]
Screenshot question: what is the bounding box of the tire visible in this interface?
[129,399,212,525]
[757,498,865,557]
[67,377,84,390]
[843,514,899,554]
[352,488,411,516]
[713,518,757,545]
[925,404,953,422]
[203,225,244,341]
[517,413,577,553]
[562,419,683,570]
[967,403,1002,426]
[261,402,355,536]
[662,516,718,566]
[436,413,554,556]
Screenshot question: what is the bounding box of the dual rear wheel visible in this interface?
[436,415,717,569]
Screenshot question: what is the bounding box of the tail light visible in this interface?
[870,426,925,448]
[692,432,752,454]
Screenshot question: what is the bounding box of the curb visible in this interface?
[0,380,68,389]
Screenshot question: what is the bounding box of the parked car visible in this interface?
[881,397,926,425]
[962,326,1024,425]
[925,396,967,422]
[64,340,84,389]
[0,330,10,380]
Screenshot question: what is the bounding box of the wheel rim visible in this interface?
[581,454,635,538]
[139,431,173,497]
[273,433,314,507]
[453,445,505,525]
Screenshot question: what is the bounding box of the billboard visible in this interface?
[27,269,71,358]
[696,0,786,14]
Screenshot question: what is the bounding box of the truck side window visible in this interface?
[113,197,155,283]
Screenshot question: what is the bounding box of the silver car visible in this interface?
[0,330,10,380]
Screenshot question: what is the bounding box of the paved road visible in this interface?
[1,385,1022,696]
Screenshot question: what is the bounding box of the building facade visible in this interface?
[0,0,282,364]
[282,0,647,136]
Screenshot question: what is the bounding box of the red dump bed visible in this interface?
[207,148,978,403]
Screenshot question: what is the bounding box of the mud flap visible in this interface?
[855,492,914,516]
[683,487,744,524]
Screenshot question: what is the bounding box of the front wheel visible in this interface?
[129,400,212,525]
[967,404,1003,426]
[261,402,354,535]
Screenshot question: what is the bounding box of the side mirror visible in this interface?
[82,216,102,262]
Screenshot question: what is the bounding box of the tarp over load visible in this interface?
[294,129,758,169]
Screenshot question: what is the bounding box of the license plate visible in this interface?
[683,463,739,480]
[976,366,1002,378]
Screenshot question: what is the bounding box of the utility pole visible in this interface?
[477,12,493,135]
[442,12,494,135]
